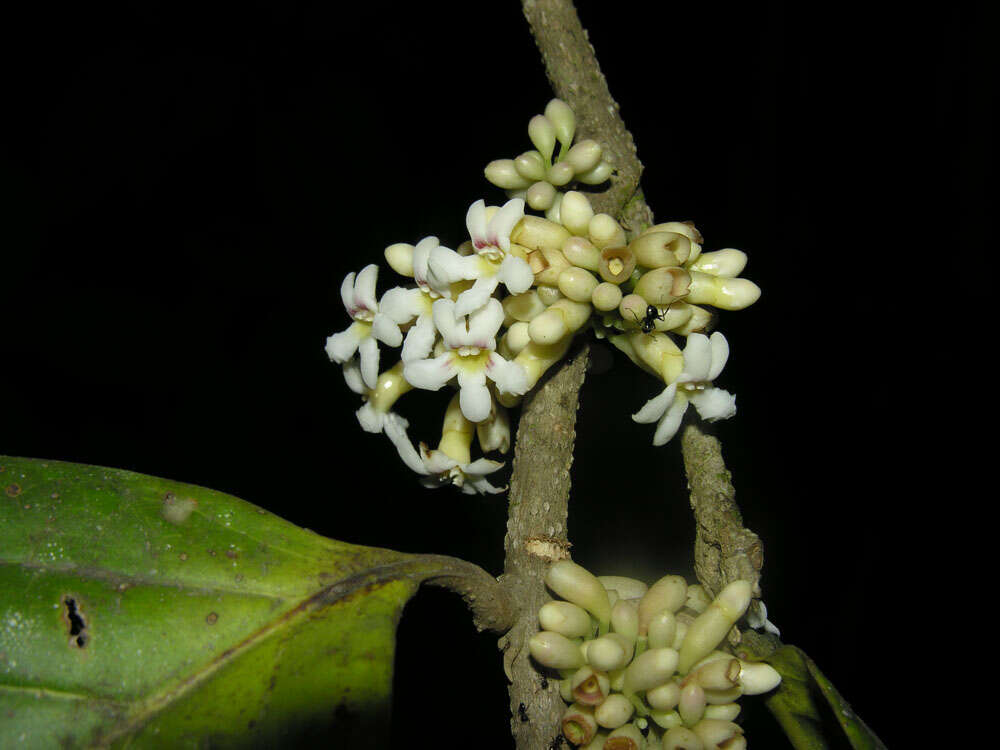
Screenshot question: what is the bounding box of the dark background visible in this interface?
[2,1,989,746]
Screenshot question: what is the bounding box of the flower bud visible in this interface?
[702,686,742,705]
[514,150,548,182]
[539,600,594,639]
[643,221,703,262]
[589,214,627,249]
[647,680,681,711]
[526,180,557,210]
[638,575,688,634]
[562,236,602,271]
[685,585,712,614]
[546,560,612,625]
[634,267,691,306]
[560,191,595,236]
[536,284,563,306]
[564,139,603,174]
[662,726,705,750]
[585,634,631,672]
[647,610,678,649]
[704,703,741,722]
[529,631,584,670]
[594,693,634,729]
[604,723,643,750]
[630,231,690,268]
[570,665,611,706]
[529,309,568,345]
[598,246,636,284]
[677,581,752,674]
[558,266,600,302]
[545,98,576,146]
[510,215,572,252]
[737,660,782,695]
[685,272,760,311]
[577,159,613,185]
[545,192,563,224]
[476,403,510,454]
[485,159,533,190]
[630,331,684,384]
[503,290,547,322]
[502,321,531,356]
[623,647,679,694]
[532,247,572,286]
[528,114,557,161]
[685,658,741,691]
[591,282,623,312]
[384,242,415,277]
[687,248,748,278]
[691,719,742,747]
[547,160,576,186]
[649,709,683,731]
[610,599,639,642]
[678,682,706,726]
[562,703,599,746]
[671,304,713,336]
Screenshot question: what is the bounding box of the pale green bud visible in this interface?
[562,703,599,746]
[544,98,576,146]
[529,630,584,670]
[528,114,557,162]
[589,213,627,249]
[678,682,706,726]
[514,150,548,182]
[503,290,547,322]
[558,266,600,303]
[502,321,531,356]
[545,191,563,224]
[662,726,704,750]
[649,709,683,731]
[685,657,740,691]
[687,248,748,278]
[510,215,571,252]
[630,231,691,268]
[562,235,602,271]
[634,267,691,306]
[703,703,741,721]
[685,585,712,614]
[591,282,623,312]
[638,575,688,635]
[610,599,639,642]
[536,284,563,306]
[485,159,533,190]
[564,139,603,174]
[585,633,631,672]
[737,660,781,695]
[685,271,760,310]
[647,610,678,649]
[691,719,742,747]
[547,160,576,186]
[605,722,643,750]
[594,693,634,729]
[577,159,614,185]
[623,647,679,694]
[546,560,612,625]
[677,580,752,674]
[526,180,557,211]
[539,600,593,638]
[560,190,595,236]
[647,680,682,711]
[671,303,713,336]
[384,242,414,277]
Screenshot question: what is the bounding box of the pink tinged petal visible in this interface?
[401,312,437,362]
[486,352,529,395]
[680,333,713,383]
[454,275,500,319]
[356,402,386,433]
[498,254,534,295]
[340,272,357,313]
[342,360,365,394]
[459,382,493,423]
[467,298,505,345]
[371,312,403,347]
[403,353,456,391]
[384,414,431,475]
[632,383,678,424]
[431,298,461,347]
[707,331,730,381]
[358,335,380,390]
[354,264,379,312]
[466,199,489,249]
[653,396,690,446]
[690,387,737,422]
[489,198,525,253]
[325,324,363,363]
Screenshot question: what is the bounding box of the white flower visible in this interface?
[631,331,737,446]
[383,413,506,495]
[325,264,404,390]
[402,298,529,423]
[747,599,781,637]
[433,199,534,316]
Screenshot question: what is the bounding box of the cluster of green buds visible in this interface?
[529,561,781,749]
[326,99,761,492]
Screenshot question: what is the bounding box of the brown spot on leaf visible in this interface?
[5,484,22,497]
[205,612,218,625]
[225,549,239,559]
[179,552,188,562]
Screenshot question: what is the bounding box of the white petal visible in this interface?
[466,297,505,345]
[358,335,380,390]
[454,275,500,319]
[412,236,440,278]
[466,199,488,249]
[690,387,737,422]
[707,331,730,381]
[325,325,362,363]
[401,312,437,362]
[342,360,365,394]
[403,353,456,391]
[339,271,356,312]
[488,198,525,252]
[371,312,403,347]
[652,396,689,446]
[353,264,379,311]
[431,298,460,345]
[486,353,529,395]
[383,414,430,475]
[429,245,472,285]
[680,333,713,383]
[498,254,534,295]
[632,383,677,424]
[379,286,422,324]
[459,381,492,423]
[421,445,458,474]
[356,402,385,433]
[463,457,504,475]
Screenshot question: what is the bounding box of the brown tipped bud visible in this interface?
[634,267,691,306]
[562,703,598,746]
[570,665,611,706]
[630,231,692,268]
[598,246,636,284]
[604,723,643,750]
[684,658,741,691]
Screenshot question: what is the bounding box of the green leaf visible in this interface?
[0,455,440,747]
[740,633,887,750]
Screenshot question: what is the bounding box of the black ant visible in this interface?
[629,304,668,334]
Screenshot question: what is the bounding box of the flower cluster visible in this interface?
[326,99,760,492]
[530,561,781,749]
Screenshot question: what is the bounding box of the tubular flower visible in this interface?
[403,298,529,423]
[325,264,404,390]
[383,413,505,495]
[438,199,534,316]
[632,332,736,446]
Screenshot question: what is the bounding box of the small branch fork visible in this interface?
[425,2,766,748]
